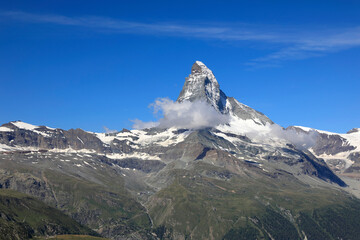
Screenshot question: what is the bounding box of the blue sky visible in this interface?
[0,0,359,133]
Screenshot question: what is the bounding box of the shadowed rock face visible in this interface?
[298,151,347,187]
[159,129,347,187]
[312,133,356,156]
[287,126,359,178]
[344,152,360,174]
[349,152,360,162]
[0,122,138,154]
[287,127,358,156]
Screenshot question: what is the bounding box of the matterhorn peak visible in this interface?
[191,61,213,74]
[176,61,274,126]
[177,61,227,112]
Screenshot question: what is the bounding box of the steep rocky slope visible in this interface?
[288,126,360,178]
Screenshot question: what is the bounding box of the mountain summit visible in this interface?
[177,61,273,125]
[177,61,227,113]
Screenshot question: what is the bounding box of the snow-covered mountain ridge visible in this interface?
[1,62,358,175]
[1,61,357,188]
[0,62,279,154]
[289,125,360,176]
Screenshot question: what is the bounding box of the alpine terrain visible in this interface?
[1,61,360,239]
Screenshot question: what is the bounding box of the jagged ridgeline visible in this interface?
[0,61,360,239]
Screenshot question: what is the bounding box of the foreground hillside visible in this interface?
[147,164,360,239]
[0,189,97,239]
[0,155,154,239]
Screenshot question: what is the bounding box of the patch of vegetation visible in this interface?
[296,212,331,240]
[148,164,360,240]
[223,222,263,240]
[43,169,151,233]
[259,208,300,240]
[0,158,153,239]
[312,200,360,239]
[0,189,96,239]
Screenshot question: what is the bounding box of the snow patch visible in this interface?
[133,128,190,147]
[0,126,13,132]
[49,148,96,154]
[0,143,17,152]
[12,121,38,130]
[11,121,51,137]
[106,152,161,160]
[317,151,355,169]
[217,116,318,149]
[95,133,114,144]
[77,136,84,145]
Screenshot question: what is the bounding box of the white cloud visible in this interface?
[219,117,318,149]
[132,98,230,130]
[103,126,117,134]
[269,124,319,150]
[248,26,360,66]
[0,11,277,41]
[131,119,159,130]
[133,98,318,149]
[253,124,318,149]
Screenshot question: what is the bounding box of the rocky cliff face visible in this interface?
[0,121,135,154]
[288,126,360,178]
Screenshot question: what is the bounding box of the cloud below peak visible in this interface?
[132,98,229,130]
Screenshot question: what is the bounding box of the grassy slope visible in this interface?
[148,163,360,240]
[43,169,150,232]
[2,152,360,239]
[0,157,153,239]
[0,189,97,240]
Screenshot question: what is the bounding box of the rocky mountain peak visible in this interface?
[191,61,212,74]
[347,128,360,134]
[177,61,227,112]
[176,61,273,125]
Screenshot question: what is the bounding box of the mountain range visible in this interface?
[1,61,360,239]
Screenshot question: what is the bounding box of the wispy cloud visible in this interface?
[2,11,360,66]
[0,11,284,41]
[248,27,360,66]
